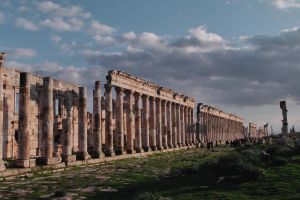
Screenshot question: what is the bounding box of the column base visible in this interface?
[177,143,182,148]
[77,152,91,160]
[92,151,105,159]
[168,144,173,149]
[156,146,163,151]
[15,159,36,168]
[143,146,151,152]
[0,160,5,172]
[127,149,136,154]
[163,145,169,149]
[62,155,77,163]
[36,157,59,165]
[150,146,157,151]
[105,148,115,157]
[135,148,144,153]
[116,149,127,155]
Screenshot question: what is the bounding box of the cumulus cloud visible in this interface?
[35,1,91,18]
[81,26,300,110]
[271,0,300,9]
[10,48,37,58]
[15,17,39,31]
[40,17,83,32]
[89,20,115,35]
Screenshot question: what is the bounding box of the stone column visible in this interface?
[172,102,178,148]
[142,94,150,151]
[167,102,173,148]
[93,81,104,158]
[185,106,189,146]
[190,108,195,145]
[115,87,125,155]
[78,87,90,160]
[162,100,168,149]
[149,97,157,151]
[134,93,143,153]
[181,106,185,147]
[156,98,163,150]
[40,77,57,165]
[62,94,76,163]
[15,73,34,167]
[0,66,5,171]
[125,89,135,154]
[196,104,201,146]
[176,104,182,147]
[105,84,115,156]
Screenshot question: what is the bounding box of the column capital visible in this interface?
[115,86,124,93]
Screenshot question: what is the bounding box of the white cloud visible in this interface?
[123,31,136,40]
[271,0,300,9]
[15,17,39,31]
[51,35,62,43]
[10,48,37,58]
[89,20,115,35]
[40,17,85,32]
[188,26,223,42]
[35,1,91,18]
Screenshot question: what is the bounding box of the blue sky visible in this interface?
[1,0,300,132]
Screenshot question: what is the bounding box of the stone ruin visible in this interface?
[0,53,267,171]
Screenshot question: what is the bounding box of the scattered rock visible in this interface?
[81,186,97,193]
[98,186,118,192]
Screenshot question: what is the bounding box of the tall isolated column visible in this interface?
[167,102,173,148]
[162,100,168,149]
[149,97,157,150]
[16,72,33,167]
[134,93,143,153]
[0,64,5,171]
[176,104,182,147]
[115,86,125,154]
[142,94,151,151]
[156,98,163,150]
[78,87,90,160]
[93,81,104,158]
[125,89,135,154]
[105,84,115,156]
[172,102,178,148]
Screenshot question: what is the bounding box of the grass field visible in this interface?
[0,140,300,199]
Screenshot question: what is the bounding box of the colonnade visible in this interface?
[197,104,244,144]
[102,70,196,155]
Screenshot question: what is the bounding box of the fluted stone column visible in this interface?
[181,106,185,147]
[134,93,143,153]
[93,81,104,158]
[142,95,151,151]
[156,98,163,150]
[78,87,90,160]
[176,104,182,147]
[62,94,76,163]
[15,73,34,168]
[40,77,57,165]
[115,87,125,155]
[172,102,178,148]
[0,66,5,171]
[167,102,173,148]
[125,90,135,154]
[105,84,115,156]
[149,97,157,151]
[162,100,168,149]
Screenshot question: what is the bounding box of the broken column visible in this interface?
[0,57,6,171]
[15,72,35,167]
[105,84,115,156]
[78,87,91,160]
[280,101,288,135]
[93,81,104,158]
